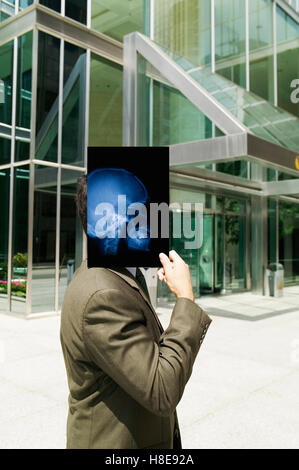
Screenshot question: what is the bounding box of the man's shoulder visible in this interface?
[61,260,133,335]
[66,260,127,303]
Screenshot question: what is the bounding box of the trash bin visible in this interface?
[266,263,284,297]
[67,259,75,285]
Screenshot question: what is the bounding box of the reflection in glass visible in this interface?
[32,165,57,313]
[91,0,142,42]
[216,161,248,178]
[153,37,299,152]
[153,80,212,145]
[15,140,30,162]
[0,168,10,312]
[279,201,299,284]
[59,170,83,308]
[19,1,33,10]
[16,31,32,130]
[151,0,211,67]
[277,5,299,117]
[0,40,13,125]
[0,0,14,22]
[249,0,274,102]
[215,0,246,87]
[11,166,29,314]
[36,32,60,162]
[0,136,11,165]
[39,0,61,12]
[89,54,123,146]
[65,0,87,25]
[62,42,86,166]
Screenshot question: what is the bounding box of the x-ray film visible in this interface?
[87,147,169,268]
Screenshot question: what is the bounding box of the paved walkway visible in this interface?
[0,288,299,448]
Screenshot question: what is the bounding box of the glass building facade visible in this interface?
[0,0,299,316]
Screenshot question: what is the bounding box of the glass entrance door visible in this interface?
[158,197,248,300]
[199,199,248,295]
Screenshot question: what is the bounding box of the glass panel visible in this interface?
[0,12,10,23]
[216,195,246,213]
[0,0,15,23]
[19,0,33,10]
[91,0,143,42]
[0,136,11,164]
[0,168,10,312]
[216,161,248,178]
[16,31,32,130]
[0,40,13,126]
[215,0,246,88]
[154,39,299,152]
[36,32,60,162]
[65,0,87,25]
[62,41,86,166]
[39,0,61,12]
[249,0,274,103]
[277,5,299,118]
[32,165,57,313]
[279,200,299,284]
[170,187,208,208]
[15,139,30,162]
[151,0,211,67]
[153,79,213,145]
[89,54,123,146]
[11,166,29,314]
[59,169,83,309]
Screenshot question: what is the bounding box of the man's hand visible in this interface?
[158,250,195,302]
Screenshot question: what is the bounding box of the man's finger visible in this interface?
[169,250,181,263]
[159,253,171,272]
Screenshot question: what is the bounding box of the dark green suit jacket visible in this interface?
[60,260,212,449]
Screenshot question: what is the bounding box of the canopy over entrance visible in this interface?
[123,32,299,199]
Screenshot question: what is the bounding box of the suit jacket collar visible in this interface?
[83,260,163,333]
[107,267,150,305]
[107,267,164,334]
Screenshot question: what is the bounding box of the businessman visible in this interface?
[60,175,212,449]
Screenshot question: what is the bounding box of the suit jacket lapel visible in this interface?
[107,267,164,334]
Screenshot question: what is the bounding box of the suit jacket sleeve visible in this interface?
[83,288,212,417]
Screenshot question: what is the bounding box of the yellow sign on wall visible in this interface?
[295,156,299,170]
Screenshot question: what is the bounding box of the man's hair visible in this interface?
[76,174,87,234]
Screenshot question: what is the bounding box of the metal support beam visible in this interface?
[262,179,299,196]
[169,133,299,175]
[251,194,268,295]
[0,3,123,64]
[170,134,247,167]
[123,32,248,142]
[276,0,299,23]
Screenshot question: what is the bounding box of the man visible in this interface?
[60,175,212,449]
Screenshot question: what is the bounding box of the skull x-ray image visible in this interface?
[87,147,169,268]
